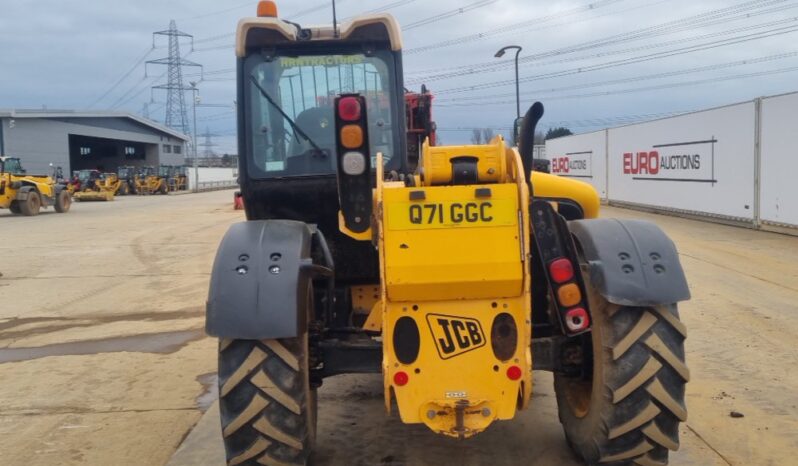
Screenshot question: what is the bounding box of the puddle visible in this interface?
[195,372,219,412]
[0,328,205,364]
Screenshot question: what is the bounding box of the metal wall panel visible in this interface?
[544,129,607,199]
[607,102,756,221]
[759,92,798,228]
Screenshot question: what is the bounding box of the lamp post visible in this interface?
[189,81,199,192]
[494,45,522,144]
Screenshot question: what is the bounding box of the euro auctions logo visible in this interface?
[551,151,592,178]
[622,138,717,183]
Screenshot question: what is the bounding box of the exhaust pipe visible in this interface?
[517,102,544,181]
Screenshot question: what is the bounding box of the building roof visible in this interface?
[0,109,191,142]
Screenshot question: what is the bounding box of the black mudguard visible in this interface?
[206,220,314,339]
[568,219,690,307]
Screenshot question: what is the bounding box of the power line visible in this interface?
[436,50,798,103]
[88,46,154,108]
[180,1,255,22]
[407,3,798,84]
[435,65,798,107]
[433,21,798,95]
[404,0,631,55]
[403,0,498,30]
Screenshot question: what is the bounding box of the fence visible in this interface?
[186,167,239,192]
[544,91,798,233]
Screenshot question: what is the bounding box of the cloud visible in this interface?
[1,0,796,151]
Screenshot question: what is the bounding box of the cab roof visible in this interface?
[236,13,403,57]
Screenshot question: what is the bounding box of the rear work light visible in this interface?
[549,258,574,284]
[341,152,367,175]
[338,96,361,121]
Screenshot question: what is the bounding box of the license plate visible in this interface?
[387,199,517,230]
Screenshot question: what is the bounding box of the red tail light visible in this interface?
[338,96,361,121]
[393,371,409,386]
[549,258,574,283]
[506,365,522,381]
[565,307,590,333]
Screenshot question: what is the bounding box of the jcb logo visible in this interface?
[426,314,486,359]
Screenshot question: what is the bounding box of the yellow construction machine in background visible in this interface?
[1,156,71,215]
[73,170,115,202]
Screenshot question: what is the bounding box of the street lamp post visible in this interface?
[189,81,199,193]
[494,45,522,144]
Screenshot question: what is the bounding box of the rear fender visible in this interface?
[206,220,314,339]
[14,185,35,201]
[569,219,690,306]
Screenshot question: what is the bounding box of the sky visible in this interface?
[1,0,797,153]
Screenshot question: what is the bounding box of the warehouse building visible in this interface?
[0,109,189,175]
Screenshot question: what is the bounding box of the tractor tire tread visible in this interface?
[219,338,313,466]
[556,294,688,466]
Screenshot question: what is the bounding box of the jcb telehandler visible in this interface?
[206,4,690,465]
[1,156,71,215]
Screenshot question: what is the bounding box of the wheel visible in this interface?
[19,190,41,216]
[159,183,168,195]
[218,333,316,466]
[9,201,21,214]
[119,183,129,196]
[554,271,689,465]
[55,190,71,213]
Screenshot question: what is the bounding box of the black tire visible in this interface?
[218,333,316,466]
[55,190,71,213]
[9,201,21,214]
[19,190,41,216]
[119,183,129,196]
[159,183,168,195]
[555,275,689,465]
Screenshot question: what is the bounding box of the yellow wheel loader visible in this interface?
[167,165,188,191]
[73,170,115,202]
[99,172,130,195]
[133,166,168,195]
[133,166,151,194]
[1,156,71,215]
[118,166,138,195]
[206,4,691,465]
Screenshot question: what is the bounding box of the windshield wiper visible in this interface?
[249,75,324,154]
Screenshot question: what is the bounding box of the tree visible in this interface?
[545,127,573,140]
[471,128,482,145]
[482,128,494,143]
[221,154,232,167]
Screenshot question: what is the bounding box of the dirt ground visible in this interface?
[1,190,796,465]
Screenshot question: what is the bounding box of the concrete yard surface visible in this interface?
[1,190,797,465]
